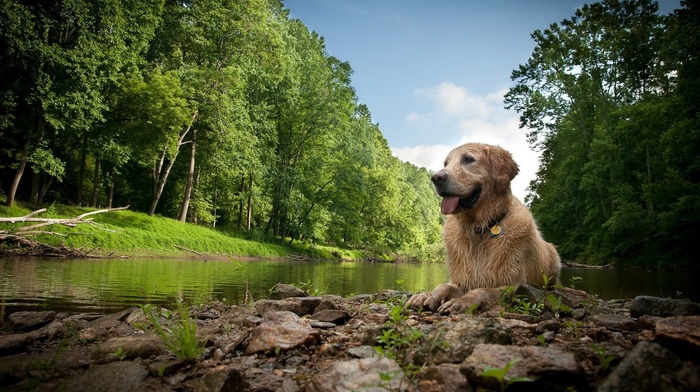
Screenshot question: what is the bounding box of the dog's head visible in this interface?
[432,143,519,215]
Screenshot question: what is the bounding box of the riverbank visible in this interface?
[1,284,698,391]
[0,204,370,262]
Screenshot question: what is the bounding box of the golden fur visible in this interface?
[407,143,561,313]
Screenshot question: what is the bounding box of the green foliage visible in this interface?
[375,305,425,380]
[480,358,533,392]
[506,0,700,269]
[545,293,571,319]
[591,343,617,372]
[0,0,441,261]
[142,301,205,362]
[499,287,544,316]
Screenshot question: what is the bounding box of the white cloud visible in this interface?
[393,83,539,202]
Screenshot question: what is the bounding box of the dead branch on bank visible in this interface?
[0,206,129,258]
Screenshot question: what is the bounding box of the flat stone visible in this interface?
[93,333,167,360]
[245,311,321,355]
[0,333,34,355]
[422,317,512,365]
[598,340,700,392]
[654,315,700,359]
[56,361,148,392]
[347,345,378,359]
[461,343,586,391]
[310,309,352,324]
[8,311,55,332]
[195,365,249,392]
[306,357,417,392]
[418,364,471,392]
[592,314,637,331]
[629,296,700,318]
[255,297,323,317]
[269,283,309,299]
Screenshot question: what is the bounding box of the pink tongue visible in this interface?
[441,196,460,214]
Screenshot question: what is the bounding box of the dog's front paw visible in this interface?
[406,292,442,311]
[437,297,475,314]
[437,288,502,314]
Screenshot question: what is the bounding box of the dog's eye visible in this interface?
[443,160,448,167]
[461,155,475,164]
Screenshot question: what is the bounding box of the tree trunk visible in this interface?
[91,159,101,207]
[107,168,116,209]
[237,175,245,230]
[246,176,253,231]
[76,132,88,206]
[5,142,30,207]
[148,110,198,216]
[178,129,196,222]
[38,176,53,204]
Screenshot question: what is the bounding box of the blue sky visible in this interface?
[284,0,682,201]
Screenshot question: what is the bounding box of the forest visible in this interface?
[0,0,443,260]
[1,0,698,268]
[506,0,699,269]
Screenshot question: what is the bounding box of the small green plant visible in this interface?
[568,275,583,289]
[481,358,532,392]
[545,293,571,318]
[499,286,544,316]
[113,347,127,361]
[293,279,328,297]
[591,344,617,372]
[143,301,205,362]
[375,305,425,379]
[536,334,547,346]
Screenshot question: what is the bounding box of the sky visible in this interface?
[284,0,682,201]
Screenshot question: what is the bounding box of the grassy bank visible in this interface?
[0,203,366,261]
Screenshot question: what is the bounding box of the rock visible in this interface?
[91,308,135,329]
[515,284,547,304]
[0,333,34,355]
[592,314,637,331]
[55,361,148,392]
[629,296,700,318]
[8,311,55,331]
[245,311,321,355]
[553,287,591,308]
[195,365,249,392]
[306,357,417,392]
[347,345,378,359]
[654,315,700,360]
[255,297,323,317]
[125,308,147,326]
[270,283,309,299]
[314,299,338,312]
[598,340,700,392]
[148,359,188,377]
[93,333,167,360]
[417,364,471,392]
[311,309,352,324]
[422,317,512,364]
[460,343,586,391]
[535,319,561,334]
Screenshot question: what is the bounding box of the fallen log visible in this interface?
[0,206,129,258]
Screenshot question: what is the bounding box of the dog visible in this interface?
[407,143,561,313]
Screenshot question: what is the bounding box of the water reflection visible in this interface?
[1,257,697,314]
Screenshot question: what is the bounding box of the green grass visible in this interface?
[0,203,364,260]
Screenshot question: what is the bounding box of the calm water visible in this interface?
[1,257,697,314]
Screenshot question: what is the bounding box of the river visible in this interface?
[1,257,697,314]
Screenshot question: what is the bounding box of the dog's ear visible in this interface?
[488,146,519,193]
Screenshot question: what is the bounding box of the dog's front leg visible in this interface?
[437,287,503,314]
[406,283,464,311]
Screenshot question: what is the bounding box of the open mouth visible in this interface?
[440,187,482,214]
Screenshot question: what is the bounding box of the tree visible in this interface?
[0,0,164,207]
[505,0,697,268]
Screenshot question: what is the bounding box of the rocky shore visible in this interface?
[1,284,699,391]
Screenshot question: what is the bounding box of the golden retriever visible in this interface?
[407,143,561,313]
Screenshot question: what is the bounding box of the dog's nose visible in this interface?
[431,171,448,185]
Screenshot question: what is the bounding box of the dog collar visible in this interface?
[474,212,507,237]
[489,223,504,238]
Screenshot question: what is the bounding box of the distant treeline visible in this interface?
[506,0,699,269]
[0,0,442,259]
